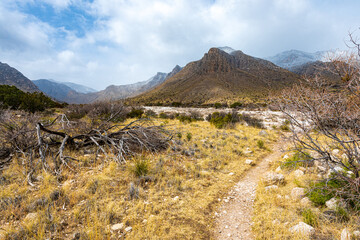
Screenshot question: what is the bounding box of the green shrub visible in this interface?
[176,132,182,139]
[132,159,149,177]
[282,151,312,169]
[214,103,222,109]
[127,108,144,118]
[307,179,345,206]
[302,208,319,227]
[257,140,265,149]
[240,114,264,129]
[186,133,192,141]
[230,102,243,108]
[207,111,240,129]
[171,102,182,107]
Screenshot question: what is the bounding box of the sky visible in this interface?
[1,0,360,90]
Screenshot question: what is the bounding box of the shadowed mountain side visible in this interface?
[0,62,39,92]
[128,48,301,105]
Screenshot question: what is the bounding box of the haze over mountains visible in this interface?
[0,48,335,105]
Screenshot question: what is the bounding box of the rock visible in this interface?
[341,228,351,240]
[294,169,304,178]
[275,166,282,173]
[259,130,268,136]
[245,159,255,166]
[291,187,305,200]
[332,149,340,156]
[300,197,311,206]
[353,231,360,238]
[173,196,179,201]
[125,226,132,232]
[325,197,341,210]
[111,223,124,231]
[289,222,315,236]
[263,172,285,186]
[228,172,234,176]
[347,171,354,178]
[317,165,326,173]
[265,185,278,192]
[24,212,38,222]
[283,154,289,159]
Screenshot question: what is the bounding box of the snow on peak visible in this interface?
[218,46,236,54]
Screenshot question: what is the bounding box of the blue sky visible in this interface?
[0,0,360,90]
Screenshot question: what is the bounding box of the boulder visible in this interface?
[263,172,285,186]
[291,187,305,200]
[289,222,315,236]
[341,228,351,240]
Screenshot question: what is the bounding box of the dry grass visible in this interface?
[252,152,360,240]
[0,117,277,239]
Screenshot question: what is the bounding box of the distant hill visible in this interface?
[266,50,327,70]
[0,62,39,92]
[129,47,301,105]
[32,79,93,104]
[61,82,97,94]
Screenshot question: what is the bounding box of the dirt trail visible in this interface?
[214,138,289,239]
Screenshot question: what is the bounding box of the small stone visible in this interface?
[291,187,305,200]
[227,233,231,237]
[353,231,360,238]
[24,212,38,222]
[332,149,340,156]
[263,172,285,186]
[341,228,351,240]
[325,197,340,210]
[111,223,124,231]
[300,197,311,206]
[173,196,179,201]
[275,166,282,173]
[289,222,315,236]
[259,130,268,136]
[142,219,147,224]
[317,166,326,173]
[225,225,229,229]
[294,169,304,178]
[228,172,234,176]
[125,226,132,232]
[283,154,289,159]
[245,159,255,166]
[265,185,278,192]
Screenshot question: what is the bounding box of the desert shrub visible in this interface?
[127,107,144,118]
[207,111,240,129]
[240,114,264,129]
[302,208,319,227]
[282,151,312,169]
[176,132,182,139]
[171,102,182,107]
[214,103,222,109]
[186,133,192,141]
[144,109,157,117]
[307,179,346,206]
[176,114,193,123]
[230,101,243,108]
[131,159,149,177]
[189,111,203,121]
[257,140,265,149]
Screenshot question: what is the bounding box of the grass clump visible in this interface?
[131,158,149,177]
[282,151,312,169]
[302,208,319,227]
[186,132,192,141]
[257,140,265,149]
[307,179,345,206]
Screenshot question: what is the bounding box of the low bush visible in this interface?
[301,208,319,227]
[307,179,345,206]
[131,159,149,177]
[257,140,265,149]
[282,151,312,169]
[240,114,264,129]
[127,108,144,118]
[207,111,240,129]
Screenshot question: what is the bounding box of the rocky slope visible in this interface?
[0,62,39,92]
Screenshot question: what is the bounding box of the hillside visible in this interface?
[129,48,301,105]
[0,62,39,92]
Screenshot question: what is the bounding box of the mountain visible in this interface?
[129,47,301,105]
[266,50,327,70]
[90,66,181,102]
[0,62,39,92]
[61,82,97,94]
[32,79,93,103]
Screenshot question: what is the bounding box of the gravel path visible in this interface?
[214,139,289,239]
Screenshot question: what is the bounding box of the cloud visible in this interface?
[0,0,360,90]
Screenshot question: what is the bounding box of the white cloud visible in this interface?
[0,0,360,90]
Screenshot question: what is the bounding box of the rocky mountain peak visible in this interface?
[197,47,238,73]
